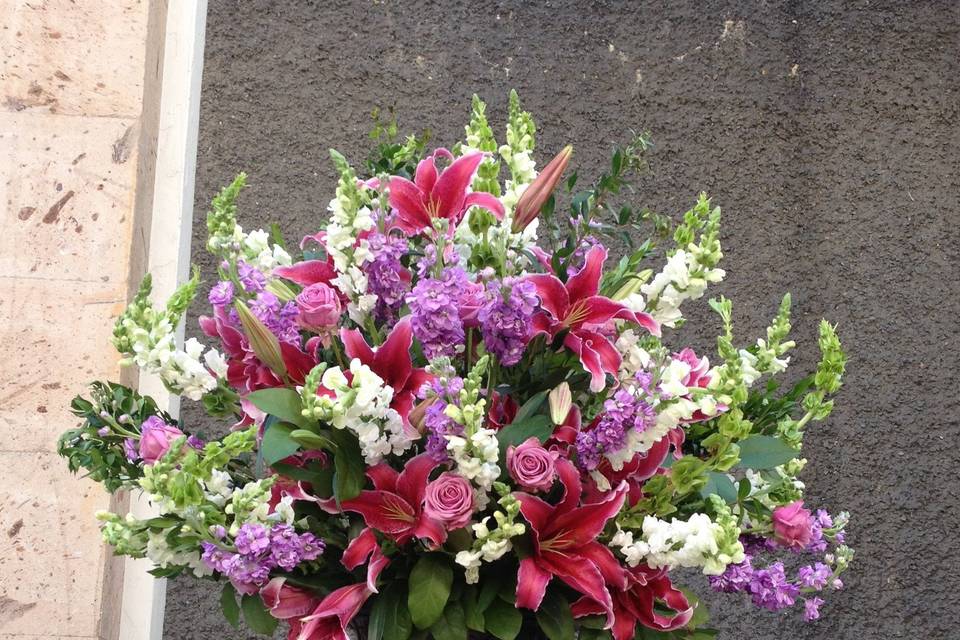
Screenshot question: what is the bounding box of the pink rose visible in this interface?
[423,472,474,529]
[138,416,185,464]
[296,282,342,330]
[772,500,815,550]
[507,437,558,492]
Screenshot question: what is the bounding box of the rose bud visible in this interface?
[138,416,186,464]
[296,282,343,331]
[512,145,573,232]
[507,437,559,492]
[772,500,815,550]
[423,472,475,530]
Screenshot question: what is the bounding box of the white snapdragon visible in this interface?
[612,512,743,576]
[446,427,501,499]
[243,228,293,271]
[224,479,273,535]
[315,359,412,464]
[145,530,212,577]
[615,329,652,379]
[641,249,725,328]
[203,469,235,508]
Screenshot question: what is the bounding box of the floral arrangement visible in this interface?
[59,92,853,640]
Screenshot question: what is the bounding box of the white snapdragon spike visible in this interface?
[146,530,211,577]
[203,469,235,507]
[616,329,652,379]
[316,359,412,464]
[612,513,744,576]
[243,228,293,271]
[499,146,536,214]
[325,176,377,323]
[224,479,273,535]
[642,249,726,328]
[446,427,501,495]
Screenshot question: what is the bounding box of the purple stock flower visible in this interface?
[364,231,410,325]
[478,278,538,366]
[803,597,824,621]
[748,561,800,611]
[235,523,271,555]
[248,291,300,344]
[406,268,467,359]
[237,261,267,293]
[418,376,465,461]
[123,437,139,462]
[575,387,655,470]
[709,555,755,593]
[798,562,832,590]
[208,281,235,307]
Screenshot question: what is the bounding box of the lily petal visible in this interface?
[388,176,432,232]
[565,244,607,302]
[274,260,338,287]
[516,558,552,611]
[463,191,505,220]
[414,156,438,193]
[431,152,484,222]
[527,273,571,321]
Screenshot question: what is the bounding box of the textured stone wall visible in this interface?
[165,1,960,638]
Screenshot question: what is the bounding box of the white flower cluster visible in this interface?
[314,359,412,464]
[455,514,523,584]
[119,311,224,401]
[325,193,377,324]
[499,146,536,214]
[612,512,743,576]
[446,427,501,504]
[242,228,292,271]
[737,339,791,387]
[640,249,726,328]
[146,530,211,577]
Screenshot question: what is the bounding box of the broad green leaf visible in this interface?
[496,415,552,458]
[241,593,278,635]
[484,599,522,640]
[220,583,240,629]
[246,387,311,429]
[736,435,798,470]
[330,428,365,502]
[430,602,468,640]
[463,585,485,632]
[513,390,548,423]
[370,583,412,640]
[536,590,574,640]
[700,472,738,504]
[261,421,299,465]
[408,554,453,629]
[477,577,500,612]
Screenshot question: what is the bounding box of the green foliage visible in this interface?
[736,435,799,469]
[206,173,247,259]
[483,598,523,640]
[465,94,501,195]
[219,583,241,628]
[369,582,413,640]
[366,106,430,178]
[241,593,279,635]
[246,387,313,429]
[58,382,173,492]
[330,427,365,502]
[535,590,575,640]
[408,554,453,629]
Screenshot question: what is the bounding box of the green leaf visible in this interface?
[330,428,365,502]
[408,554,453,629]
[241,593,279,635]
[220,583,240,629]
[370,583,412,640]
[496,415,552,457]
[736,435,798,470]
[290,429,334,451]
[430,601,468,640]
[536,590,574,640]
[513,390,548,423]
[484,599,522,640]
[246,388,311,429]
[700,472,738,504]
[261,421,300,465]
[463,586,485,632]
[477,577,500,612]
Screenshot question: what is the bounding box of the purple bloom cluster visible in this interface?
[201,523,324,590]
[406,267,468,359]
[208,280,235,307]
[364,231,410,326]
[237,261,267,293]
[478,278,538,366]
[249,291,300,344]
[418,376,465,461]
[575,387,655,470]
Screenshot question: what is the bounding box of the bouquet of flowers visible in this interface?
[59,92,853,640]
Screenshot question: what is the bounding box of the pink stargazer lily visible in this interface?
[514,458,628,628]
[322,453,446,547]
[340,317,432,432]
[388,150,504,235]
[527,245,661,392]
[571,564,694,640]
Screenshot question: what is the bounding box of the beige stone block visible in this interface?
[0,451,109,637]
[0,111,140,285]
[0,0,150,118]
[0,276,128,453]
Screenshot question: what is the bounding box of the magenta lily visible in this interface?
[514,458,628,628]
[527,245,660,392]
[388,150,504,235]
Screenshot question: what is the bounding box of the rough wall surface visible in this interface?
[165,1,960,638]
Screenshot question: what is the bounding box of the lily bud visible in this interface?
[408,397,438,435]
[611,269,653,301]
[266,279,298,302]
[235,300,288,379]
[512,145,573,232]
[548,381,572,425]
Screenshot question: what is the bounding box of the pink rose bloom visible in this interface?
[772,500,815,549]
[296,282,342,330]
[423,472,474,529]
[507,437,559,492]
[138,416,185,464]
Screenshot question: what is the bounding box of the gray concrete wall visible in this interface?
[164,1,960,638]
